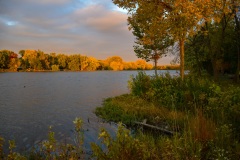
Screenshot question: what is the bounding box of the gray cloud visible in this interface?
[0,0,172,63]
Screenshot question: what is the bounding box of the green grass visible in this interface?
[93,72,240,159]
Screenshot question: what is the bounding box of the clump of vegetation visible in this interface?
[95,71,240,159]
[91,123,157,160]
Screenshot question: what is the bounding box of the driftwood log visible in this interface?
[134,119,175,136]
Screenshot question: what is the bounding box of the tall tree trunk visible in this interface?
[237,46,240,82]
[179,39,185,80]
[154,50,158,77]
[234,10,240,82]
[212,59,219,81]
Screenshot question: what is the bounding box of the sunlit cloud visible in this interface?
[0,0,172,64]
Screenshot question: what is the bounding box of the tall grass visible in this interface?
[1,71,240,159]
[94,71,240,159]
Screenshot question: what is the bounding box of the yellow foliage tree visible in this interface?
[113,0,233,79]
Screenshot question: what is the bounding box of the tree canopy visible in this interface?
[127,0,173,75]
[0,49,156,71]
[113,0,240,80]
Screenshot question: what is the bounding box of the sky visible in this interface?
[0,0,173,64]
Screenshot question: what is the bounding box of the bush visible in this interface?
[125,72,240,159]
[128,71,151,97]
[91,123,156,160]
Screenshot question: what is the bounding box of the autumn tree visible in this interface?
[49,53,58,66]
[0,50,19,70]
[127,1,173,76]
[135,59,146,70]
[68,54,81,71]
[19,50,29,70]
[19,50,37,70]
[84,57,100,71]
[19,50,50,70]
[123,62,138,70]
[57,54,69,70]
[8,52,19,71]
[0,50,10,69]
[98,60,108,70]
[113,0,224,80]
[80,56,89,71]
[37,50,50,70]
[106,56,124,70]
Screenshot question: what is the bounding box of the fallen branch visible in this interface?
[134,121,175,136]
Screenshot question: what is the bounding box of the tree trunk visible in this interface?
[154,50,158,77]
[236,46,240,82]
[234,10,240,82]
[212,59,219,81]
[179,39,185,80]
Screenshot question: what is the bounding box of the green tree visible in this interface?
[184,0,240,81]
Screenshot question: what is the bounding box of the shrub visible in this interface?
[128,71,151,97]
[91,123,155,160]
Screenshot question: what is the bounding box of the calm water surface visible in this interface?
[0,70,177,152]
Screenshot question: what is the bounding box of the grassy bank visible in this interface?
[94,72,240,159]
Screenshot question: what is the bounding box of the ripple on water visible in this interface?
[0,71,173,152]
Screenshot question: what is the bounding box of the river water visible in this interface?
[0,70,177,153]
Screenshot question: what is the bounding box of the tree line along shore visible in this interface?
[0,49,179,72]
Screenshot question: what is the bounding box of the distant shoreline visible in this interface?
[0,69,179,73]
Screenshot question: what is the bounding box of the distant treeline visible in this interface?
[0,49,179,71]
[157,65,180,70]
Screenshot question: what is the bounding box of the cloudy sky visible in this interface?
[0,0,172,64]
